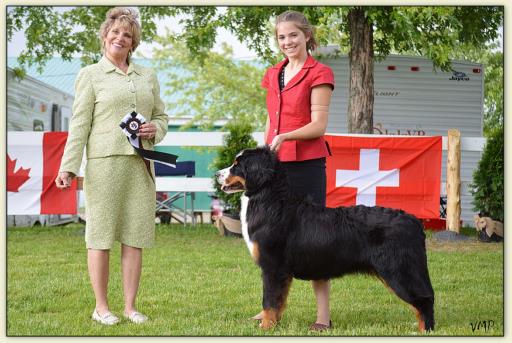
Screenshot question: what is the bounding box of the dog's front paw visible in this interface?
[259,318,276,330]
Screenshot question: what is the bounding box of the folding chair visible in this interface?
[439,196,447,218]
[155,161,196,225]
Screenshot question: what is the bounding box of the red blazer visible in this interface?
[262,55,335,162]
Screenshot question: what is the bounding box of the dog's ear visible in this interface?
[243,146,277,192]
[483,218,496,237]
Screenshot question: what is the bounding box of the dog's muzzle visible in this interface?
[216,167,229,185]
[216,167,245,193]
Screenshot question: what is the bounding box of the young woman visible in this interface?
[254,10,335,331]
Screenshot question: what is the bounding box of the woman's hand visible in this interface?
[55,172,75,190]
[270,134,288,152]
[137,122,157,139]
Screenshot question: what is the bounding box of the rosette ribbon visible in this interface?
[120,112,178,179]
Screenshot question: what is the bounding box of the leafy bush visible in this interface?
[470,126,504,221]
[210,122,258,215]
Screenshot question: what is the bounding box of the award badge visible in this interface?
[120,111,178,179]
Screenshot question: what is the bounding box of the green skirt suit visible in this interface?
[59,57,169,249]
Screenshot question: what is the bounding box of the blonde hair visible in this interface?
[275,10,318,52]
[99,7,141,62]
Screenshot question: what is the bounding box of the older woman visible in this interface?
[55,7,168,325]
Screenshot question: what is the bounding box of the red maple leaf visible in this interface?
[7,154,31,192]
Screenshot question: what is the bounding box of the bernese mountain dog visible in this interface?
[216,146,435,332]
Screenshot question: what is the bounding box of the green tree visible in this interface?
[151,36,266,130]
[210,122,257,214]
[8,6,503,133]
[470,125,504,221]
[161,6,503,133]
[7,6,179,76]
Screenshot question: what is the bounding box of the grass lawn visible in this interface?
[6,224,503,336]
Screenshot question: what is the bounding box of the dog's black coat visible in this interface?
[220,146,435,331]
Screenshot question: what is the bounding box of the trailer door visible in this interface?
[61,105,72,131]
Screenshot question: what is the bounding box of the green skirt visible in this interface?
[84,155,155,249]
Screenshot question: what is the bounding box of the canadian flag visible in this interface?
[325,135,442,219]
[7,132,77,215]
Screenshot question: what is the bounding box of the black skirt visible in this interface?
[281,158,326,207]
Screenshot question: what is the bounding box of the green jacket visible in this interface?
[59,56,169,175]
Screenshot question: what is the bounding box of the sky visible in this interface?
[7,6,262,60]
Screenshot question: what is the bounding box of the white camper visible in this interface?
[7,67,74,132]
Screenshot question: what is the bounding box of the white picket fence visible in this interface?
[155,132,264,193]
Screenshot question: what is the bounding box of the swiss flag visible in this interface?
[7,132,78,215]
[325,135,442,219]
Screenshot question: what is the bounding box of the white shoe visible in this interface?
[124,311,149,324]
[92,309,119,325]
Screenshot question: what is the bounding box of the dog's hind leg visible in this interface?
[411,295,435,332]
[378,275,434,332]
[405,262,435,332]
[260,271,293,329]
[374,261,435,332]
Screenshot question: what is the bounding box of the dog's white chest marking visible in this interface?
[240,195,254,256]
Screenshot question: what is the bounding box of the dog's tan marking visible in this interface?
[257,277,293,330]
[412,306,426,332]
[260,309,278,329]
[224,175,246,188]
[251,242,260,263]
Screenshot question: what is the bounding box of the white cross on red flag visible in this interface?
[7,132,78,215]
[325,135,442,219]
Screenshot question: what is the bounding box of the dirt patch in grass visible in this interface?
[426,237,503,252]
